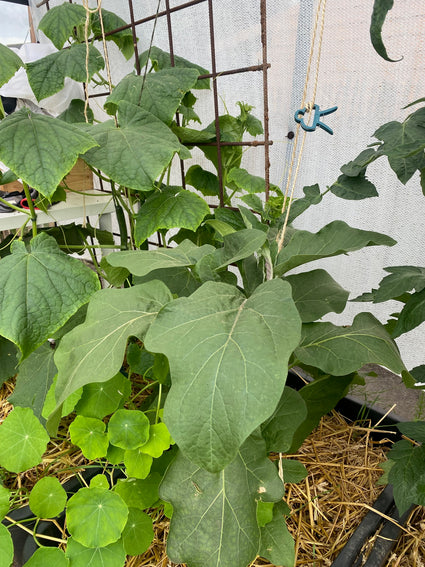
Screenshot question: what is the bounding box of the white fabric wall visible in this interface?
[29,0,425,370]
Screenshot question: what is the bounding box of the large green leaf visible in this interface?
[134,186,210,245]
[54,281,172,407]
[160,432,284,567]
[217,228,268,269]
[38,3,86,50]
[29,477,67,519]
[259,501,295,567]
[294,312,407,377]
[274,221,395,276]
[27,43,104,102]
[144,279,301,471]
[91,9,134,60]
[370,0,401,62]
[22,547,68,567]
[65,538,125,567]
[134,266,201,297]
[392,288,425,338]
[0,234,100,358]
[0,337,17,385]
[105,69,199,123]
[75,372,131,419]
[330,173,378,200]
[9,342,56,421]
[284,269,349,322]
[0,43,23,88]
[0,524,13,567]
[353,266,425,303]
[57,99,94,124]
[387,438,425,514]
[185,164,220,197]
[0,109,98,198]
[227,167,269,194]
[81,102,188,192]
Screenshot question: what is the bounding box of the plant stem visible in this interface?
[155,384,162,424]
[0,195,31,215]
[22,182,37,237]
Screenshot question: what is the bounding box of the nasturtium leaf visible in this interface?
[75,373,131,419]
[69,416,109,460]
[91,9,134,60]
[387,440,425,514]
[280,459,308,483]
[284,269,349,322]
[0,523,13,567]
[81,102,187,192]
[106,239,215,278]
[134,185,210,245]
[90,474,109,490]
[0,407,49,472]
[105,68,199,124]
[295,313,406,377]
[274,220,395,276]
[0,337,17,385]
[145,278,301,472]
[0,43,23,88]
[65,537,126,567]
[0,485,10,521]
[23,547,68,567]
[121,508,154,556]
[124,449,153,479]
[106,444,125,465]
[108,409,150,450]
[114,474,161,509]
[330,173,378,200]
[54,280,173,407]
[0,233,100,358]
[370,0,401,62]
[340,148,378,176]
[9,342,56,422]
[0,109,98,198]
[261,387,307,453]
[38,3,86,50]
[67,487,128,548]
[391,288,425,338]
[160,432,284,567]
[29,477,67,518]
[26,43,104,102]
[139,46,210,89]
[140,423,172,458]
[185,164,220,196]
[259,501,295,567]
[57,99,94,124]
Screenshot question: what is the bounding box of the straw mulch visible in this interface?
[1,380,425,567]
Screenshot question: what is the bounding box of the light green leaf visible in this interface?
[140,423,172,458]
[387,440,425,514]
[185,164,220,197]
[0,234,100,358]
[38,3,86,50]
[67,487,128,548]
[370,0,401,62]
[330,173,378,200]
[108,409,150,450]
[58,99,94,124]
[134,186,210,245]
[69,416,109,460]
[259,501,295,567]
[23,547,68,567]
[65,537,125,567]
[9,342,56,422]
[54,281,173,407]
[75,373,131,419]
[145,279,301,472]
[257,501,274,528]
[90,474,109,490]
[285,269,349,322]
[340,148,378,176]
[124,449,153,479]
[261,387,307,453]
[91,9,134,60]
[139,46,210,89]
[0,485,10,521]
[0,109,98,198]
[106,239,215,278]
[0,524,14,567]
[81,102,187,192]
[160,432,284,567]
[0,337,17,385]
[105,69,199,123]
[27,44,104,102]
[392,288,425,338]
[29,477,67,518]
[0,407,49,472]
[0,43,23,88]
[106,444,125,465]
[121,508,154,556]
[227,167,268,193]
[274,221,395,276]
[114,474,161,509]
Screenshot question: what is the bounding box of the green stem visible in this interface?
[22,182,37,237]
[155,384,163,424]
[0,195,30,215]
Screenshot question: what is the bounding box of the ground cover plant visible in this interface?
[0,0,424,566]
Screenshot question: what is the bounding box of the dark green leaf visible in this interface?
[114,474,161,509]
[340,148,379,176]
[388,440,425,514]
[353,266,425,303]
[280,459,308,483]
[160,432,284,567]
[171,124,216,144]
[330,173,378,200]
[45,223,113,255]
[75,373,131,419]
[144,279,301,471]
[0,43,23,88]
[27,44,104,102]
[397,421,425,444]
[108,409,150,450]
[392,288,425,338]
[91,9,134,60]
[0,337,17,385]
[57,99,94,124]
[285,269,349,322]
[370,0,401,62]
[217,228,267,269]
[286,184,322,223]
[38,3,86,49]
[259,500,295,567]
[227,167,267,193]
[185,164,220,197]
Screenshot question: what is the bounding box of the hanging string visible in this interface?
[276,0,328,254]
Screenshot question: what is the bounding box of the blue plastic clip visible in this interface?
[294,104,338,135]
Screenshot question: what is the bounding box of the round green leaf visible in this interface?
[108,409,150,450]
[121,508,154,556]
[140,423,172,458]
[23,547,68,567]
[0,407,49,473]
[65,537,125,567]
[75,373,131,419]
[29,477,67,518]
[106,444,125,465]
[114,474,161,509]
[89,474,109,490]
[0,524,13,567]
[66,487,128,548]
[0,485,10,521]
[69,416,108,460]
[124,449,153,479]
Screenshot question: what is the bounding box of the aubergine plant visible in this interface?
[0,1,422,566]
